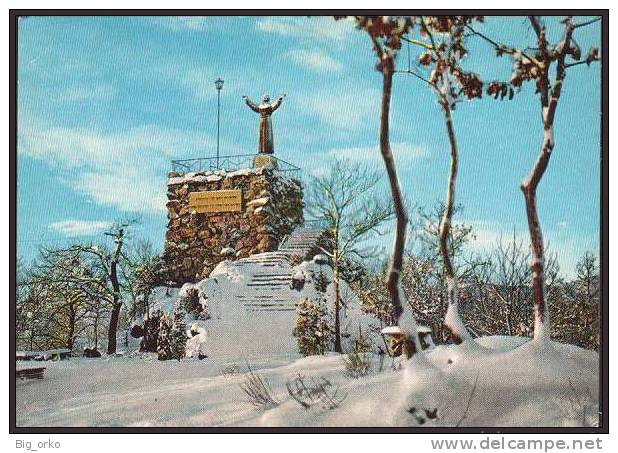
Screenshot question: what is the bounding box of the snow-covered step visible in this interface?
[249,282,291,287]
[277,226,326,258]
[248,275,291,280]
[207,232,327,314]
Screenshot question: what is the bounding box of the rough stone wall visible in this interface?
[164,167,304,284]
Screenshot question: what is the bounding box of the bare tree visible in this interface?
[551,251,599,350]
[341,15,423,355]
[404,204,486,342]
[469,15,600,340]
[16,266,54,351]
[35,224,130,354]
[395,16,490,343]
[122,240,165,348]
[102,226,128,354]
[122,241,163,318]
[466,234,554,338]
[307,158,393,352]
[575,251,599,306]
[28,248,107,350]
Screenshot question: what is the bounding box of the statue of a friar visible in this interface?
[242,93,286,155]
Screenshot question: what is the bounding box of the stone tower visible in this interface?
[164,164,304,284]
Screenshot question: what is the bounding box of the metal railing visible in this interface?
[171,154,301,179]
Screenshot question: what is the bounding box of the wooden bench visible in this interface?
[16,367,46,380]
[16,349,71,361]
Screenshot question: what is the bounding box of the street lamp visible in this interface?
[214,77,224,169]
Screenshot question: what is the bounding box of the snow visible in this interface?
[208,260,245,283]
[219,247,236,256]
[185,324,208,359]
[444,302,472,342]
[417,325,432,334]
[148,286,181,317]
[381,326,403,335]
[16,337,598,427]
[246,196,269,208]
[474,335,530,351]
[543,127,555,152]
[167,167,272,186]
[167,176,186,186]
[312,254,329,264]
[292,269,305,282]
[14,250,599,428]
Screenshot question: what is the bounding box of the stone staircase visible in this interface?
[227,226,327,312]
[278,227,325,258]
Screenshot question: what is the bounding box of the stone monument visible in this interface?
[164,92,303,284]
[242,93,286,168]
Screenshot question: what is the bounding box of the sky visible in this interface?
[16,16,602,277]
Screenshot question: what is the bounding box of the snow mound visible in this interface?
[260,339,598,428]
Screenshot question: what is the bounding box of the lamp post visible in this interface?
[214,77,224,169]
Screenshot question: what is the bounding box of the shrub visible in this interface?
[294,298,331,356]
[179,287,203,320]
[285,374,347,410]
[140,311,161,353]
[157,308,186,361]
[287,254,304,267]
[343,326,372,378]
[239,363,279,409]
[343,351,371,378]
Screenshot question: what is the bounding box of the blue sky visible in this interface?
[17,16,601,277]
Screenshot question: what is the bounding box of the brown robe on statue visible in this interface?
[243,94,285,154]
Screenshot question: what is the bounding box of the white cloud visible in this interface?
[256,17,354,46]
[49,220,113,237]
[285,49,343,73]
[18,120,216,213]
[306,142,426,178]
[148,16,212,32]
[328,142,426,165]
[61,84,116,102]
[299,86,380,131]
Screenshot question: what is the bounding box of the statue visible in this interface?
[242,93,286,155]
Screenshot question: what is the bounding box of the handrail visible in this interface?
[171,154,301,179]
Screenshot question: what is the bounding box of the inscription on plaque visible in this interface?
[189,190,243,213]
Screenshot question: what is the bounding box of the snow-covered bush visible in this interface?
[139,312,161,353]
[294,298,331,356]
[343,350,371,378]
[185,323,207,359]
[178,286,204,320]
[157,308,186,361]
[287,254,304,267]
[343,326,372,378]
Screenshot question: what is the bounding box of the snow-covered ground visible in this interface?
[16,337,598,427]
[15,258,599,427]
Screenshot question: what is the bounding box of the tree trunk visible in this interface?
[522,16,573,342]
[106,232,124,354]
[333,248,342,353]
[66,301,76,350]
[439,104,471,344]
[521,142,552,341]
[93,307,100,349]
[107,302,121,354]
[521,101,557,342]
[142,293,150,348]
[379,61,421,355]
